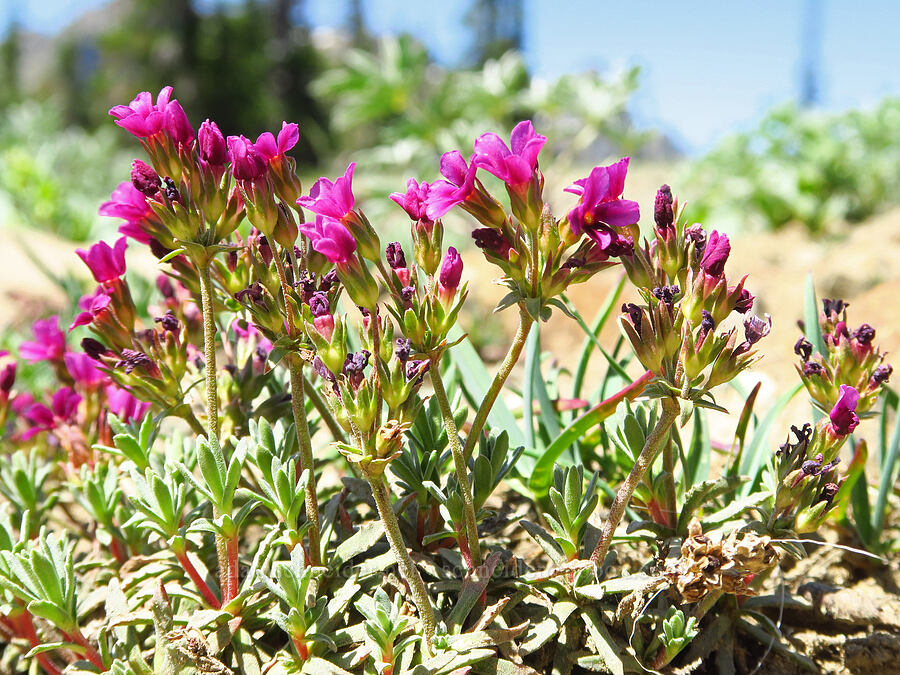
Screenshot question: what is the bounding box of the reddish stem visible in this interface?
[7,612,62,675]
[457,530,475,572]
[61,628,104,671]
[109,538,127,565]
[225,536,240,604]
[292,636,309,661]
[175,551,221,609]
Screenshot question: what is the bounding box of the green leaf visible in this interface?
[803,274,826,358]
[872,388,900,537]
[676,476,746,535]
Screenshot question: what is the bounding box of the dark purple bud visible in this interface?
[801,454,823,476]
[163,176,181,203]
[819,482,840,505]
[405,359,430,382]
[872,364,893,384]
[258,236,274,267]
[652,285,680,305]
[319,269,338,292]
[562,256,584,270]
[734,288,754,314]
[472,228,511,256]
[115,349,155,375]
[700,310,715,334]
[81,338,110,361]
[653,184,674,233]
[699,230,730,276]
[385,242,407,270]
[601,230,634,258]
[235,283,265,307]
[395,338,412,363]
[149,238,174,260]
[0,363,16,393]
[154,310,180,334]
[802,361,826,377]
[343,350,370,374]
[829,384,860,436]
[853,324,875,345]
[743,314,771,346]
[794,337,813,361]
[622,303,643,331]
[131,160,160,197]
[822,298,848,317]
[156,275,175,299]
[309,291,330,317]
[400,286,415,302]
[685,225,707,253]
[198,119,228,166]
[312,357,335,383]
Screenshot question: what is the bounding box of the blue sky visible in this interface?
[4,0,900,153]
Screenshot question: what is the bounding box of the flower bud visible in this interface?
[131,160,160,197]
[198,119,228,166]
[654,184,674,234]
[437,246,463,306]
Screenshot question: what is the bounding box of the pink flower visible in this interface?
[76,237,128,284]
[100,182,155,244]
[437,246,463,305]
[105,385,150,423]
[565,158,640,235]
[829,385,860,436]
[64,352,108,389]
[700,231,730,277]
[226,135,268,181]
[108,86,194,145]
[299,215,357,264]
[472,120,546,187]
[21,387,81,440]
[198,119,228,165]
[19,317,66,363]
[390,178,431,221]
[69,289,112,331]
[297,163,356,220]
[255,122,300,161]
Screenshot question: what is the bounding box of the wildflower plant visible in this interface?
[0,87,894,674]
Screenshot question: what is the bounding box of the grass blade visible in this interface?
[522,327,540,454]
[570,275,626,400]
[739,382,803,495]
[872,389,900,536]
[804,274,826,356]
[728,381,762,477]
[561,293,632,383]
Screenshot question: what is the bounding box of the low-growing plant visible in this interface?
[0,87,894,674]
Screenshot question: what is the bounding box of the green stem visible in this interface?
[463,306,534,461]
[365,471,436,655]
[196,262,229,599]
[661,438,677,528]
[590,397,679,567]
[429,360,482,568]
[289,360,322,566]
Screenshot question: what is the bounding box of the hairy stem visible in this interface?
[62,627,104,670]
[225,535,240,603]
[365,471,436,655]
[196,262,229,601]
[463,306,534,461]
[590,397,679,567]
[288,360,322,566]
[429,361,482,568]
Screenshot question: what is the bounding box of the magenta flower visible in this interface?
[426,151,478,221]
[255,122,300,161]
[199,119,228,165]
[69,289,112,331]
[105,385,150,423]
[565,158,640,235]
[100,182,155,244]
[299,215,357,264]
[76,237,128,284]
[65,352,108,389]
[19,316,66,363]
[108,86,194,145]
[226,135,268,181]
[699,231,730,277]
[297,163,356,220]
[472,120,546,187]
[389,178,431,221]
[439,246,463,291]
[21,387,81,440]
[231,318,274,354]
[829,384,860,436]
